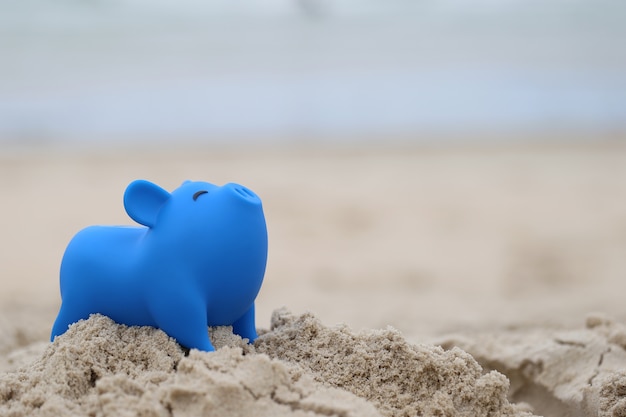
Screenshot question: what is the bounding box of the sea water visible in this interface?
[0,0,625,145]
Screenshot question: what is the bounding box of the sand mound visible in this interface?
[0,310,534,417]
[0,314,378,417]
[257,308,533,417]
[440,313,626,417]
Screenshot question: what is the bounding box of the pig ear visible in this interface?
[123,180,171,228]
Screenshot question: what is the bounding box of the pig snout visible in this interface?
[224,183,261,205]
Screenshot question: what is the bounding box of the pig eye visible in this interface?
[192,190,209,201]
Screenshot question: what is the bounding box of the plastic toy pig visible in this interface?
[51,179,268,352]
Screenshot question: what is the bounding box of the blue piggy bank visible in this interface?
[51,179,268,352]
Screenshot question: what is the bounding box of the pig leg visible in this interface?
[232,304,258,344]
[50,303,91,341]
[148,291,214,352]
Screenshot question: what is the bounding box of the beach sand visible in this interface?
[1,140,625,416]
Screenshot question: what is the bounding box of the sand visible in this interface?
[1,140,626,416]
[0,310,533,417]
[438,313,626,417]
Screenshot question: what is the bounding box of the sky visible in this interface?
[1,0,625,144]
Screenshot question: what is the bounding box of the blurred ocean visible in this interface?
[1,0,625,145]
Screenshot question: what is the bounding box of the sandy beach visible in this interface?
[1,140,626,416]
